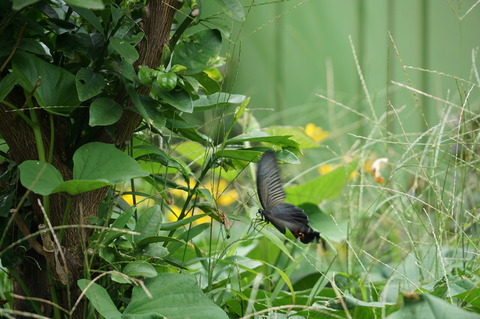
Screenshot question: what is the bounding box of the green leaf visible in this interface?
[76,68,106,101]
[20,143,149,195]
[215,149,261,162]
[18,161,64,196]
[77,279,122,319]
[12,52,80,109]
[134,205,163,244]
[123,261,157,278]
[71,6,104,33]
[135,145,191,178]
[215,0,245,21]
[172,29,222,76]
[53,180,111,195]
[265,126,320,150]
[226,130,299,149]
[110,37,139,64]
[0,73,17,102]
[73,142,149,182]
[285,162,356,205]
[387,293,480,319]
[125,82,151,124]
[66,0,104,9]
[12,0,39,10]
[193,92,246,110]
[102,208,135,245]
[122,273,228,319]
[153,87,193,113]
[89,97,123,126]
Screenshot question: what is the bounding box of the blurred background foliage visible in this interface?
[205,0,480,156]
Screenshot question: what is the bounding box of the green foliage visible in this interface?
[1,0,479,319]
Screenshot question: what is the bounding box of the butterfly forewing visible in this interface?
[257,151,285,211]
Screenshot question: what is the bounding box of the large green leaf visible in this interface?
[387,293,480,319]
[18,161,65,196]
[76,68,106,101]
[172,29,222,76]
[11,52,80,108]
[122,273,228,319]
[78,279,122,319]
[18,143,149,195]
[89,97,123,126]
[72,142,148,182]
[285,162,356,205]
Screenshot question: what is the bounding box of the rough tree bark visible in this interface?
[0,1,182,317]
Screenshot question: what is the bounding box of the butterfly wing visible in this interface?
[256,151,285,211]
[265,202,320,243]
[256,151,320,244]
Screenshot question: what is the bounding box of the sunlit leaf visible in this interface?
[122,273,228,319]
[285,162,356,205]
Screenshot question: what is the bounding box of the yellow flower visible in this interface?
[205,179,239,207]
[304,123,329,143]
[121,191,154,207]
[317,163,336,175]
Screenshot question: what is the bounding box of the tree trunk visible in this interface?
[0,1,182,317]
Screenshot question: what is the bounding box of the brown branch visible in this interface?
[11,210,44,256]
[0,23,26,72]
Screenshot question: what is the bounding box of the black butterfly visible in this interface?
[256,150,320,244]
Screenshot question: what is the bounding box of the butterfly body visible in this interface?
[257,151,320,244]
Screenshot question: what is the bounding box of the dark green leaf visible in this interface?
[153,87,193,113]
[89,97,123,126]
[0,73,17,102]
[110,37,139,64]
[12,52,80,108]
[172,29,222,76]
[12,0,39,10]
[134,205,163,244]
[71,6,104,33]
[102,208,135,245]
[76,68,106,101]
[122,273,228,319]
[77,279,122,318]
[66,0,104,9]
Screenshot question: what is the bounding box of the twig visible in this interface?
[0,23,26,73]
